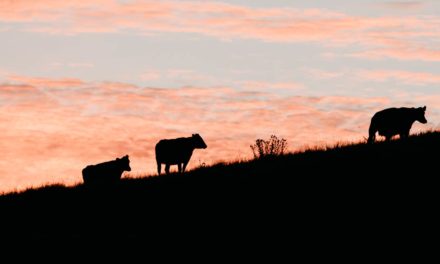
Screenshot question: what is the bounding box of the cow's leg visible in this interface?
[368,126,376,144]
[182,162,188,173]
[157,162,161,175]
[367,134,375,144]
[165,164,170,175]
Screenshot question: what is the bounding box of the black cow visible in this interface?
[368,106,427,143]
[82,155,131,184]
[155,134,207,175]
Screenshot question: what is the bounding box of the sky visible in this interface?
[1,0,439,192]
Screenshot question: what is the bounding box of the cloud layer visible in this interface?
[1,0,440,61]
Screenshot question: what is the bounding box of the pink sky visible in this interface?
[1,1,439,192]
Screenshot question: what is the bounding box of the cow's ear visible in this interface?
[192,134,196,136]
[124,155,129,159]
[116,157,120,160]
[423,106,427,111]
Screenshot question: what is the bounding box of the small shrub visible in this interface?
[250,135,288,159]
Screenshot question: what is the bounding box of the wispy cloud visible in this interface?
[358,70,440,85]
[8,75,87,88]
[350,37,440,62]
[1,1,439,62]
[381,1,425,10]
[1,0,353,40]
[140,69,217,85]
[1,74,438,192]
[237,80,305,93]
[302,68,345,80]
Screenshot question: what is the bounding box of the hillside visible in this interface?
[1,132,439,239]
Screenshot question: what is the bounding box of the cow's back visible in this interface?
[372,108,413,134]
[82,160,123,184]
[155,138,192,164]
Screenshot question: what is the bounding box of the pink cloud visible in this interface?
[238,81,304,93]
[1,74,438,193]
[0,0,109,22]
[351,41,440,62]
[302,68,345,80]
[0,1,407,41]
[1,1,440,61]
[8,75,86,88]
[381,1,425,10]
[358,70,440,85]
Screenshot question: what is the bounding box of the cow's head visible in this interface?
[192,134,207,149]
[416,106,428,124]
[117,155,131,171]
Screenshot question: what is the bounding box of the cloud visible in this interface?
[1,74,438,192]
[302,68,345,80]
[1,0,354,41]
[7,74,87,88]
[358,70,440,85]
[0,0,109,22]
[350,38,440,62]
[140,69,217,86]
[237,80,305,93]
[1,1,439,62]
[381,1,425,10]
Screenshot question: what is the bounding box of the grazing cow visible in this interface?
[368,106,427,144]
[82,155,131,185]
[155,134,207,175]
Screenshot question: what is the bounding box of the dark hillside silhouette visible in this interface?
[368,106,427,143]
[1,131,438,239]
[155,133,207,175]
[82,155,131,185]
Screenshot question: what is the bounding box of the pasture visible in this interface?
[1,131,438,239]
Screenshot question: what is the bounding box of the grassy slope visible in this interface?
[1,132,438,238]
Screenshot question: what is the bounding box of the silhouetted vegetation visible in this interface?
[1,131,438,240]
[250,135,287,158]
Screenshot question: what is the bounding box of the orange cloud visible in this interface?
[1,75,438,193]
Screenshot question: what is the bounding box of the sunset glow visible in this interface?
[1,0,439,192]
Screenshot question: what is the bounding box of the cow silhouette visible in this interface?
[155,134,207,175]
[368,106,427,144]
[82,155,131,185]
